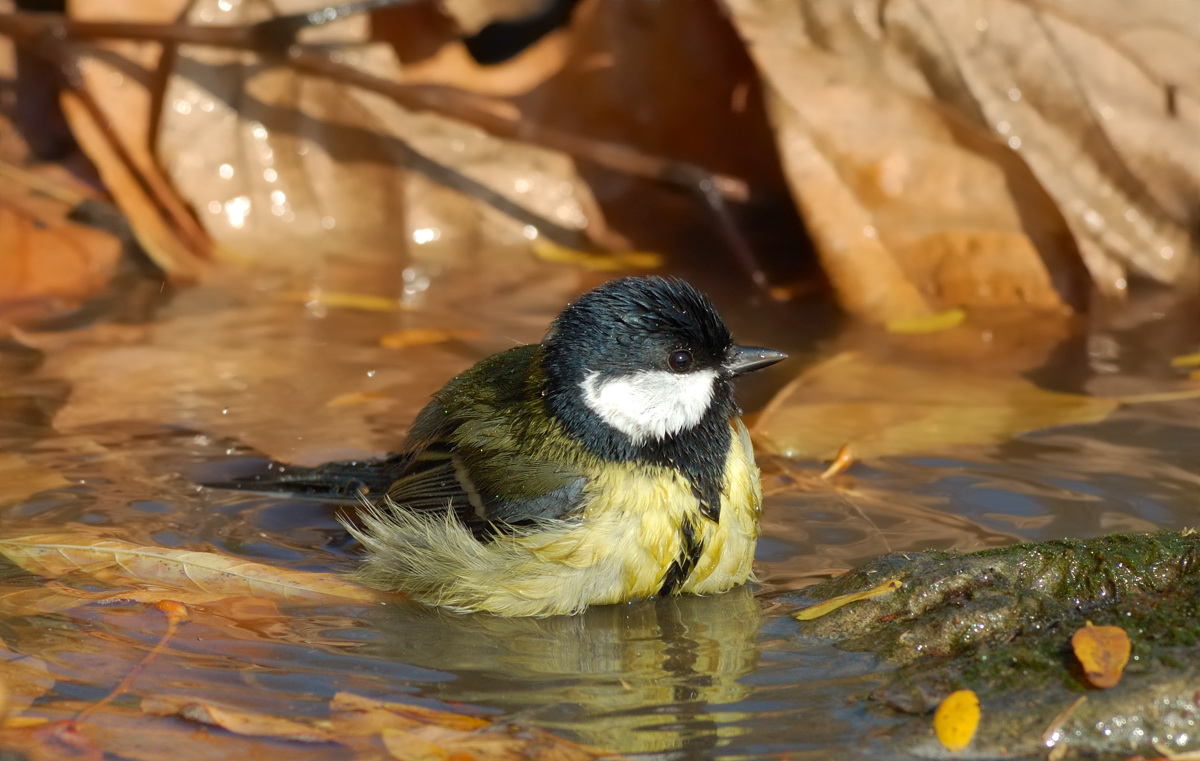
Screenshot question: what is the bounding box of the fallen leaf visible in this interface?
[0,534,382,604]
[794,578,901,621]
[277,290,403,312]
[379,328,484,349]
[174,703,337,744]
[1170,352,1200,368]
[0,454,70,508]
[754,352,1119,460]
[885,309,967,334]
[934,689,980,752]
[326,391,389,407]
[1071,622,1131,689]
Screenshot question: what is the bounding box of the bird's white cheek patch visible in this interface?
[580,369,718,443]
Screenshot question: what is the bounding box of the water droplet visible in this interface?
[1007,87,1021,101]
[450,140,465,153]
[522,225,539,240]
[366,369,376,378]
[1115,278,1127,290]
[217,0,234,10]
[199,99,214,113]
[1124,208,1140,222]
[996,121,1011,135]
[207,201,221,214]
[251,123,268,140]
[221,408,229,415]
[198,7,214,22]
[224,196,251,228]
[173,99,192,115]
[1161,246,1175,260]
[1007,136,1022,149]
[1100,105,1115,120]
[270,190,286,205]
[218,163,234,179]
[321,216,336,230]
[1083,209,1102,229]
[862,225,878,239]
[514,178,530,193]
[263,168,278,182]
[974,18,988,32]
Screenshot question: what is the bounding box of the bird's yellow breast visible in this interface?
[510,418,762,606]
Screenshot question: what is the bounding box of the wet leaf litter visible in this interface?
[2,1,1200,759]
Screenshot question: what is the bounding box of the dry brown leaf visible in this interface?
[0,454,70,508]
[0,534,382,604]
[68,0,602,274]
[721,0,1197,313]
[754,351,1118,459]
[721,0,1077,322]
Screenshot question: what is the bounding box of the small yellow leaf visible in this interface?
[279,291,401,312]
[533,239,663,271]
[934,689,980,752]
[885,308,966,334]
[819,444,856,479]
[1071,621,1130,689]
[1169,351,1200,368]
[379,328,483,349]
[794,578,902,620]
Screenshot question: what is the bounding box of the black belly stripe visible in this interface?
[659,518,705,596]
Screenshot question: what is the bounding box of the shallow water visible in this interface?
[1,270,1197,759]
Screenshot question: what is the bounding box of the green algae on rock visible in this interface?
[788,531,1200,759]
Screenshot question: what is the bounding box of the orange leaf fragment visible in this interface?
[326,391,389,407]
[379,328,483,349]
[794,578,901,621]
[1071,621,1131,689]
[934,689,980,752]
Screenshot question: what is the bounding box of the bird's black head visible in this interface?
[540,277,785,477]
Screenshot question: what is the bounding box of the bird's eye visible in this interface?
[668,350,693,372]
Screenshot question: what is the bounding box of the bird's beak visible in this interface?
[725,345,788,377]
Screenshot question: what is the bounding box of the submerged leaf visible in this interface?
[172,702,337,744]
[0,534,381,604]
[755,352,1118,459]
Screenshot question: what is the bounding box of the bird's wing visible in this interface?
[385,345,589,535]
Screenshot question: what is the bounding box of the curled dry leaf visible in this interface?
[754,351,1118,460]
[0,534,381,604]
[721,0,1198,318]
[1071,622,1131,689]
[62,0,607,277]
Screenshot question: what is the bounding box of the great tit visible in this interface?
[222,277,785,617]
